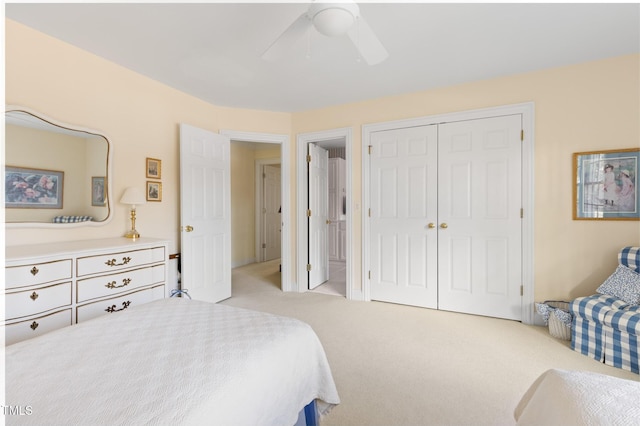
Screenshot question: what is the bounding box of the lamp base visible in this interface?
[124,229,140,239]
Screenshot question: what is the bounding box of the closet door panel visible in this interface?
[438,115,522,320]
[370,125,438,308]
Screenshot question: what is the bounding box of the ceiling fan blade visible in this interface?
[262,12,313,61]
[347,16,388,65]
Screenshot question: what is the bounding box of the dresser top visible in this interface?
[5,237,169,262]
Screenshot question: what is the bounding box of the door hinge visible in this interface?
[520,208,524,218]
[368,145,372,155]
[262,243,266,248]
[307,154,311,163]
[307,264,312,272]
[520,130,524,141]
[520,285,524,296]
[307,209,312,217]
[368,208,371,217]
[368,270,371,279]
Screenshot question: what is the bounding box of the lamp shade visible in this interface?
[120,187,146,206]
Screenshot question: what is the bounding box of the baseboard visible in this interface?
[232,257,257,268]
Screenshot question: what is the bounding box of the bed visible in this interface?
[4,298,340,425]
[514,369,640,425]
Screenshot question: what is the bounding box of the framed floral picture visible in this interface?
[5,166,64,209]
[573,148,639,220]
[147,181,162,202]
[146,157,161,179]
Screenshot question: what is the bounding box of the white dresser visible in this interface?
[5,237,169,345]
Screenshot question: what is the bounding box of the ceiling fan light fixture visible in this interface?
[313,8,355,37]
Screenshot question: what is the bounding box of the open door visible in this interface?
[179,124,231,303]
[308,143,329,289]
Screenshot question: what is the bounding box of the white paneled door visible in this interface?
[308,144,329,289]
[369,115,523,320]
[369,125,439,308]
[180,124,231,303]
[263,164,281,261]
[438,115,522,320]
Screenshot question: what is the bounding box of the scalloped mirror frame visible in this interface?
[5,105,114,228]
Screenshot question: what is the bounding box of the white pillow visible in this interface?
[596,264,640,305]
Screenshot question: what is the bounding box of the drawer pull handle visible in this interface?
[30,321,39,331]
[105,257,132,267]
[105,301,131,313]
[30,291,39,301]
[106,278,131,289]
[30,266,39,276]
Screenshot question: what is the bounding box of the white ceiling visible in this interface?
[5,1,640,113]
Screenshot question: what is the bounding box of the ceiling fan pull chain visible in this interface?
[355,17,362,63]
[306,27,312,60]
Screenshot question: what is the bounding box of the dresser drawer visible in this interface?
[6,282,72,320]
[76,264,165,303]
[77,246,166,277]
[5,309,72,346]
[5,259,73,290]
[76,285,165,323]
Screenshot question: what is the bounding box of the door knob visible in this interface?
[428,223,436,229]
[183,225,194,232]
[440,223,448,229]
[326,219,332,225]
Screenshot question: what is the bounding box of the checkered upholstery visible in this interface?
[570,247,640,374]
[570,295,628,362]
[603,305,640,373]
[619,246,640,273]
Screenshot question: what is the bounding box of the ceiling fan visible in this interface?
[261,1,388,65]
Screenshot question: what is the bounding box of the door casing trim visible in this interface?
[220,130,291,291]
[296,128,353,299]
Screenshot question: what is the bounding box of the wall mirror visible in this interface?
[5,105,113,228]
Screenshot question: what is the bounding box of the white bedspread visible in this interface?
[514,369,640,425]
[5,298,340,425]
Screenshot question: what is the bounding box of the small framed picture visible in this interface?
[146,157,161,179]
[146,181,162,202]
[5,166,64,209]
[573,148,639,220]
[91,176,106,206]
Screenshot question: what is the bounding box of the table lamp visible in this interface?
[120,187,146,239]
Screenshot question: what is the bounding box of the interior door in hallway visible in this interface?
[308,143,329,289]
[263,164,281,261]
[180,124,231,303]
[369,125,439,308]
[437,115,523,320]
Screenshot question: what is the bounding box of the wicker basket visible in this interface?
[546,301,571,341]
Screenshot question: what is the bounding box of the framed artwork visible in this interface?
[91,176,106,206]
[146,157,161,179]
[5,166,64,209]
[573,148,639,220]
[146,181,162,202]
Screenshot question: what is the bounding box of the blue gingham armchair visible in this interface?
[570,247,640,373]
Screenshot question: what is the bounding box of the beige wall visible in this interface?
[5,20,291,261]
[291,54,640,301]
[5,18,640,303]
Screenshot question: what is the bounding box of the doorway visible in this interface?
[296,128,353,299]
[220,130,291,292]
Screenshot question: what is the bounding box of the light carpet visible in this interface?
[222,260,639,426]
